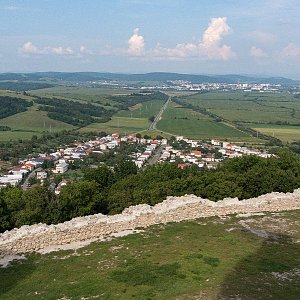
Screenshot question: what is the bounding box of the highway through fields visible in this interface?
[149,97,171,131]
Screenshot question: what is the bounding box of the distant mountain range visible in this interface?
[0,72,299,85]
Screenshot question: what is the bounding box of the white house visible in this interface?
[54,159,69,174]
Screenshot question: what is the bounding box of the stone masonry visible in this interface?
[1,189,300,255]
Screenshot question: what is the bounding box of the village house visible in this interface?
[54,159,69,174]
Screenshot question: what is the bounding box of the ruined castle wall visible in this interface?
[1,190,300,255]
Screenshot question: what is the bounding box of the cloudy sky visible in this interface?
[1,0,300,78]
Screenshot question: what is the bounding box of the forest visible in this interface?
[34,97,111,126]
[0,82,54,91]
[0,96,33,119]
[0,148,299,232]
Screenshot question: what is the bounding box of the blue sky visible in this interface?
[1,0,300,78]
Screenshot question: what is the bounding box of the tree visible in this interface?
[59,181,106,220]
[18,186,55,226]
[114,159,137,179]
[83,165,115,191]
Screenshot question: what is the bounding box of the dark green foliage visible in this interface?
[0,81,54,91]
[83,165,116,191]
[0,96,32,119]
[114,159,137,179]
[58,181,107,220]
[0,126,11,131]
[34,97,111,126]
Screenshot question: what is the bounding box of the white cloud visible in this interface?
[149,17,235,60]
[51,46,74,55]
[280,43,300,59]
[19,42,75,56]
[250,46,268,58]
[19,41,45,55]
[128,28,145,56]
[249,31,276,45]
[79,46,92,54]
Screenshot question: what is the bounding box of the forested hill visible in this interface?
[0,72,298,85]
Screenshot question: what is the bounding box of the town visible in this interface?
[0,132,273,192]
[89,79,294,93]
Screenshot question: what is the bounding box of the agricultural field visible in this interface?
[246,123,300,142]
[81,99,166,134]
[1,211,299,299]
[156,101,249,140]
[80,116,149,134]
[179,92,300,142]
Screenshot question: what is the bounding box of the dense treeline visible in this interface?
[34,97,111,126]
[0,81,54,91]
[0,96,32,119]
[1,149,300,232]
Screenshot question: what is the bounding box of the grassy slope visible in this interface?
[1,211,299,299]
[156,101,249,139]
[0,106,74,132]
[0,91,74,141]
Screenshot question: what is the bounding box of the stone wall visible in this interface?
[1,189,300,255]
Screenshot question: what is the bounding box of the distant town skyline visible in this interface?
[1,0,300,78]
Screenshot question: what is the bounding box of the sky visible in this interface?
[1,0,300,78]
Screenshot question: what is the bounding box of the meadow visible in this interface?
[179,91,300,142]
[0,92,74,141]
[156,101,249,140]
[0,211,299,299]
[80,99,166,134]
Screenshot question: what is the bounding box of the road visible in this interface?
[145,144,165,167]
[149,96,171,131]
[22,167,42,190]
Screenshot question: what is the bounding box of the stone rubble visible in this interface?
[1,189,300,256]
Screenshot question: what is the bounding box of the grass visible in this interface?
[80,99,166,134]
[80,117,150,134]
[0,131,42,141]
[156,101,249,140]
[249,124,300,142]
[31,86,136,96]
[1,211,299,299]
[116,100,165,119]
[0,91,74,140]
[0,106,74,132]
[179,91,300,141]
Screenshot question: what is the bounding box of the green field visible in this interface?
[116,99,165,119]
[0,106,74,132]
[80,117,149,134]
[0,92,75,141]
[246,123,300,142]
[1,211,299,299]
[0,131,42,142]
[156,101,249,140]
[178,91,300,141]
[81,99,166,134]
